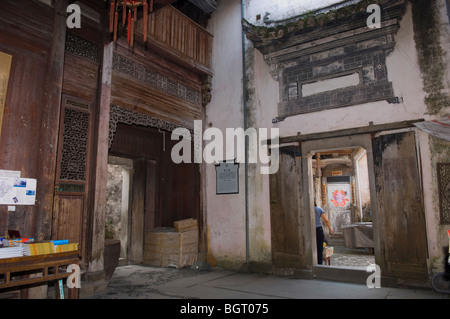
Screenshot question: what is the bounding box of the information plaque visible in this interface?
[215,161,239,195]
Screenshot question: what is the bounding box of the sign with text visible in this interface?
[215,161,239,195]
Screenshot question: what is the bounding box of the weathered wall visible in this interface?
[0,0,54,237]
[411,0,450,116]
[106,164,124,240]
[410,0,450,273]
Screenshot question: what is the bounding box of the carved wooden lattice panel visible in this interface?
[112,54,200,106]
[59,96,91,182]
[438,163,450,224]
[108,104,192,148]
[65,32,99,64]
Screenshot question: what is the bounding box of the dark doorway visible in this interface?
[108,123,201,264]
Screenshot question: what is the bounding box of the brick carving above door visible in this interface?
[243,0,407,119]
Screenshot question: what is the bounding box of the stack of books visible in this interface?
[22,240,78,256]
[23,242,55,256]
[0,238,78,257]
[52,240,78,253]
[0,246,25,259]
[1,237,34,247]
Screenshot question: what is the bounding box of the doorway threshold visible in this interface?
[312,264,369,285]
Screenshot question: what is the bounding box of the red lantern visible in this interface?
[110,0,154,47]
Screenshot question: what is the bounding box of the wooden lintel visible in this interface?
[279,119,424,144]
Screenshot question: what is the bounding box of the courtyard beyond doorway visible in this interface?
[327,237,375,268]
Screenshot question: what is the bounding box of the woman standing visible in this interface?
[315,201,334,264]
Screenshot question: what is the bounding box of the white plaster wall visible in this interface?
[206,0,247,266]
[245,48,278,263]
[205,0,283,266]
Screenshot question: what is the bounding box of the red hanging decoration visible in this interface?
[109,0,154,47]
[113,11,118,41]
[109,1,114,33]
[127,8,131,44]
[143,2,148,41]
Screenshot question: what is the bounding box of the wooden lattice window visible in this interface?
[58,95,91,182]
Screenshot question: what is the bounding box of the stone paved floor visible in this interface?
[330,246,375,267]
[90,247,376,299]
[91,247,376,299]
[91,265,203,299]
[89,264,450,300]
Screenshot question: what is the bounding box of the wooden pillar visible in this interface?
[88,39,113,272]
[301,154,315,268]
[129,158,146,264]
[35,0,68,240]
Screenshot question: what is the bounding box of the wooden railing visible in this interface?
[137,6,213,74]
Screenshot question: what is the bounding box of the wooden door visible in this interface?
[53,95,92,262]
[372,131,428,279]
[53,196,84,245]
[269,148,303,268]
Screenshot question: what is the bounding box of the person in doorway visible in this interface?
[315,201,334,264]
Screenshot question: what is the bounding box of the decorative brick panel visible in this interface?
[243,0,407,120]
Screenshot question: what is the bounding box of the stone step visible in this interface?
[312,264,369,285]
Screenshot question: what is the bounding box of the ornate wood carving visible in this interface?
[65,32,99,64]
[108,104,191,148]
[58,95,91,183]
[112,53,201,106]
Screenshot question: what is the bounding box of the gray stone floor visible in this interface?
[88,264,449,300]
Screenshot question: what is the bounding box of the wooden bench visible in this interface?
[0,250,80,299]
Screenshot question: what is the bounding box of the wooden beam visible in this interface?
[35,0,68,240]
[279,119,424,144]
[88,39,113,271]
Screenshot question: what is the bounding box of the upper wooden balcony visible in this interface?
[136,5,213,75]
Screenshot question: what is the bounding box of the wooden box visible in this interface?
[174,218,198,233]
[144,227,198,268]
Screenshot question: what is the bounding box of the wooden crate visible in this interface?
[144,228,198,268]
[174,218,198,233]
